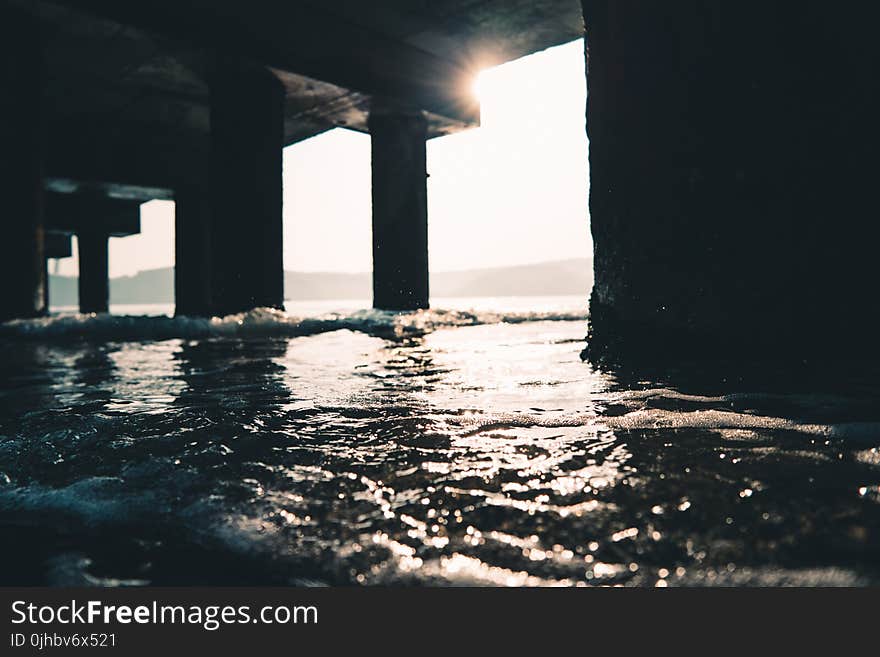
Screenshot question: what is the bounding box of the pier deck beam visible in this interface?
[174,188,212,317]
[369,102,429,311]
[77,231,109,314]
[0,12,45,322]
[209,64,284,316]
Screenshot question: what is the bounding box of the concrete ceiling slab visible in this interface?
[7,0,583,198]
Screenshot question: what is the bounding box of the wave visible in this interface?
[0,306,588,343]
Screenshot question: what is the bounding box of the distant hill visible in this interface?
[48,258,593,306]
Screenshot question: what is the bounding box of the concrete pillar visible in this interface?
[77,231,109,314]
[174,187,212,316]
[369,102,429,311]
[209,63,284,316]
[0,12,45,322]
[582,1,880,361]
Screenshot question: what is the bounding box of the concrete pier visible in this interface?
[14,0,878,366]
[2,1,598,323]
[174,188,212,317]
[582,0,880,361]
[0,12,45,322]
[44,193,141,314]
[77,231,109,314]
[209,63,285,316]
[369,103,429,311]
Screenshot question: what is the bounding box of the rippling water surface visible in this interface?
[1,297,879,586]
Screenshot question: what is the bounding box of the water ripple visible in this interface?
[1,319,878,586]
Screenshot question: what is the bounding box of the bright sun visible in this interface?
[472,71,488,102]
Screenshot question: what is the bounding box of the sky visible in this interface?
[55,39,589,278]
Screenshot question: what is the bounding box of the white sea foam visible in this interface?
[0,306,588,342]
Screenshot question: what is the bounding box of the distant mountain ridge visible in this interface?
[48,258,593,306]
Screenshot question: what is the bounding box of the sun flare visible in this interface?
[471,70,488,102]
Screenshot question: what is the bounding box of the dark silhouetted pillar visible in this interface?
[209,63,284,316]
[582,1,880,362]
[369,102,429,311]
[174,187,212,316]
[77,231,109,314]
[0,12,45,321]
[42,256,50,313]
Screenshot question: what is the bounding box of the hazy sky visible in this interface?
[56,39,589,278]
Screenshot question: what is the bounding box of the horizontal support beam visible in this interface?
[46,178,173,202]
[46,192,142,237]
[45,122,206,196]
[45,231,73,259]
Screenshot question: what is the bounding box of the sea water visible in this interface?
[1,296,878,585]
